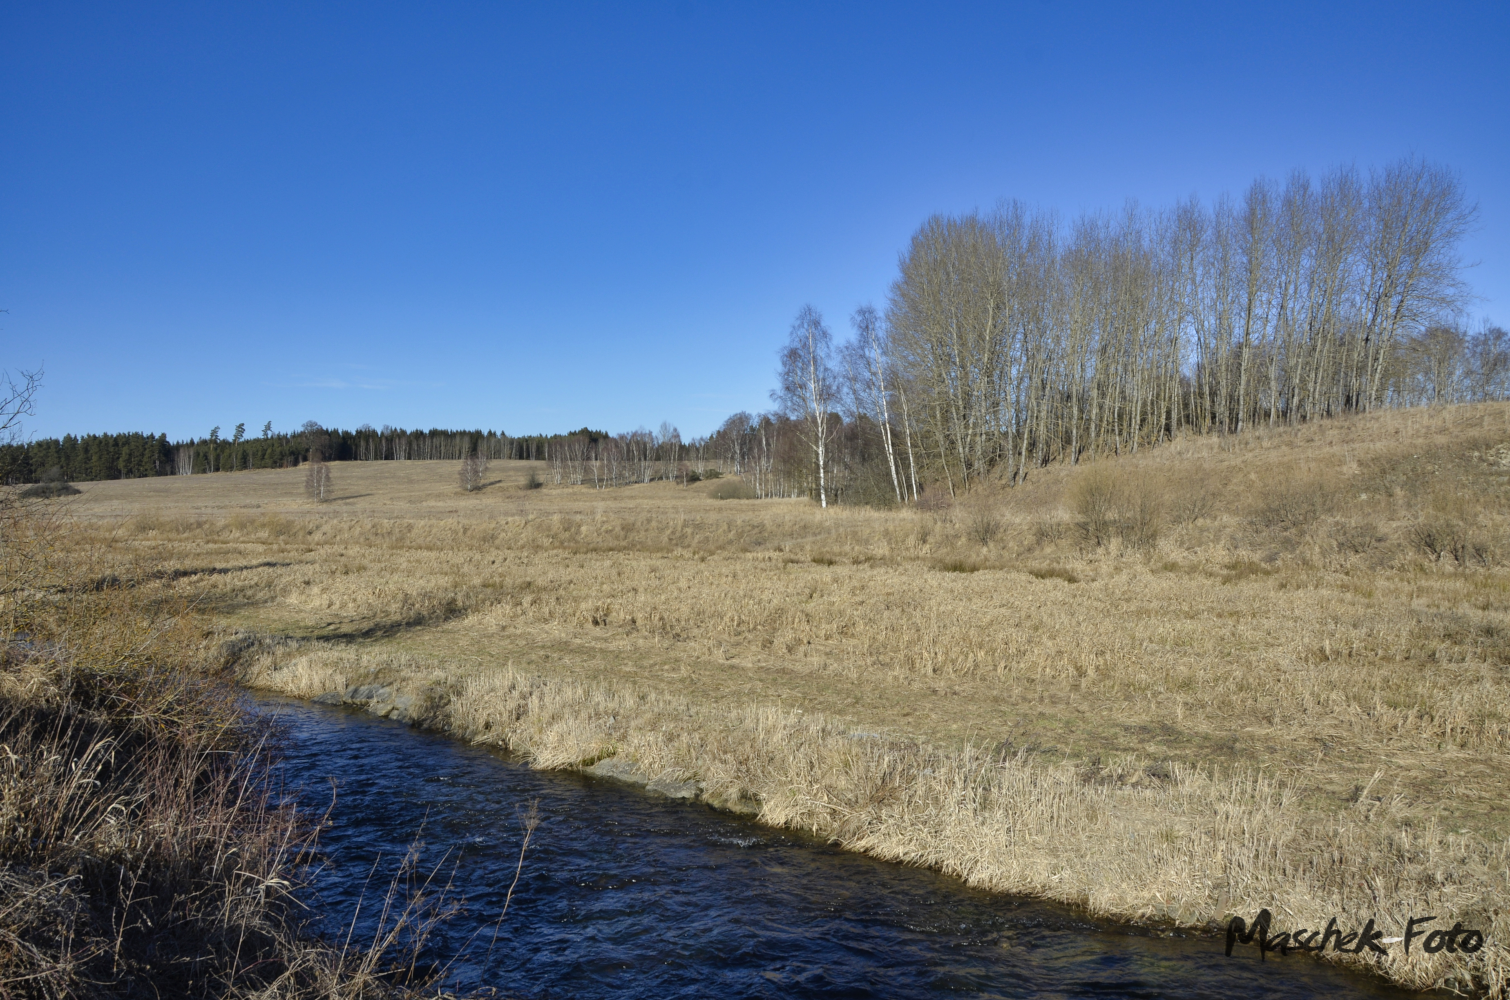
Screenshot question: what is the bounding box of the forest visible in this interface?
[0,423,604,487]
[5,159,1503,505]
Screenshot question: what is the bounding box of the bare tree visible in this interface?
[459,441,489,492]
[0,366,41,442]
[1398,325,1468,404]
[843,305,904,503]
[869,157,1473,495]
[1465,323,1510,401]
[774,305,837,507]
[304,450,332,502]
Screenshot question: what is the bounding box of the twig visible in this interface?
[486,798,539,963]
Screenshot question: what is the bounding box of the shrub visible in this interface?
[963,504,1002,546]
[1165,472,1218,524]
[1248,471,1336,533]
[18,465,80,498]
[708,478,756,500]
[1328,519,1385,556]
[1068,464,1162,548]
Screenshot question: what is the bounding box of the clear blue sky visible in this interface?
[4,1,1506,441]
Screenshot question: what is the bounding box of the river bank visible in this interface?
[263,691,1432,999]
[235,635,1507,996]
[0,508,473,999]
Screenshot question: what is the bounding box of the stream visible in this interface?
[262,696,1425,999]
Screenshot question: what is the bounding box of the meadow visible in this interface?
[51,401,1510,995]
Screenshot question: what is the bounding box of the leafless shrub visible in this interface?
[1069,464,1162,548]
[1247,471,1336,533]
[1329,519,1385,556]
[1032,518,1069,546]
[522,469,543,491]
[1410,516,1496,566]
[964,504,1002,546]
[1165,472,1218,524]
[1407,493,1500,566]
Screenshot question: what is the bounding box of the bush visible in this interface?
[1068,464,1162,548]
[964,505,1002,546]
[1411,516,1495,566]
[18,465,80,498]
[708,478,756,500]
[1165,471,1218,524]
[1247,471,1336,533]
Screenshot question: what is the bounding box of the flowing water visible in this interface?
[263,696,1426,999]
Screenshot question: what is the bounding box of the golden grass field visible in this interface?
[48,401,1510,994]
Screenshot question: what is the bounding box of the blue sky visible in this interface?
[4,1,1506,441]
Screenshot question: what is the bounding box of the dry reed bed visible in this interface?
[240,644,1509,995]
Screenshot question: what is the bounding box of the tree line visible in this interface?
[0,421,608,485]
[758,157,1498,503]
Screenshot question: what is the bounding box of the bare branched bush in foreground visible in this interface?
[963,503,1001,547]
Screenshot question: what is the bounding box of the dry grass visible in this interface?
[41,401,1510,995]
[0,510,479,998]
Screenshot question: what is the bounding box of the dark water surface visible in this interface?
[262,696,1420,1000]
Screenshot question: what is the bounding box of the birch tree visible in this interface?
[842,305,904,503]
[774,305,837,507]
